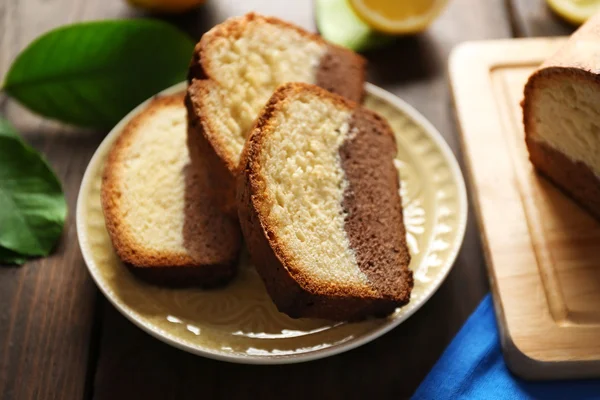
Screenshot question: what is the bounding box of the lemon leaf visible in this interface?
[0,247,28,266]
[0,118,66,259]
[3,20,194,128]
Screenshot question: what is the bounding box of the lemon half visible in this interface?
[546,0,600,25]
[348,0,448,34]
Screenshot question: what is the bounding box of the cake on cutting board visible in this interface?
[186,12,367,213]
[237,83,413,320]
[101,94,242,287]
[523,13,600,219]
[450,12,600,377]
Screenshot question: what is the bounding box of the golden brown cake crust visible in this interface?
[188,13,366,106]
[522,13,600,219]
[237,83,412,320]
[101,94,241,288]
[186,13,367,214]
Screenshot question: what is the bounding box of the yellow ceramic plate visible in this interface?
[76,82,467,364]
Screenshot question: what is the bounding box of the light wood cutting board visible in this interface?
[449,37,600,380]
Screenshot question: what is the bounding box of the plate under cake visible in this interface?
[77,82,467,364]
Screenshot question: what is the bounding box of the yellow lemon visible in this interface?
[127,0,206,14]
[546,0,600,25]
[348,0,448,34]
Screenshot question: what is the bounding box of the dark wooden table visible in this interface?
[0,0,575,399]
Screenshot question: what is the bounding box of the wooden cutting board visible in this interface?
[449,37,600,380]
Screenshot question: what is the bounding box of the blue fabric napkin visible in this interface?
[412,294,600,400]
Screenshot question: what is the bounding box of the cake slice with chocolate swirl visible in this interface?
[237,83,413,321]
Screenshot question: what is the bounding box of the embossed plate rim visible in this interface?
[76,82,468,364]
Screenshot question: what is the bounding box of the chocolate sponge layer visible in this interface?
[340,108,413,312]
[527,137,600,220]
[316,44,366,104]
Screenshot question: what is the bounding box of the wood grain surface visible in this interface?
[0,1,105,399]
[0,0,558,398]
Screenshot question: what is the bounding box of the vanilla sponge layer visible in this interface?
[258,93,371,289]
[201,18,327,165]
[531,77,600,177]
[115,103,189,254]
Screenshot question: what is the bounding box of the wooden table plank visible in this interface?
[508,0,575,37]
[0,1,151,399]
[90,1,512,399]
[0,1,102,399]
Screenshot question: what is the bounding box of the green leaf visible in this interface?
[0,246,28,265]
[0,118,19,139]
[3,20,194,128]
[0,118,67,257]
[315,0,395,52]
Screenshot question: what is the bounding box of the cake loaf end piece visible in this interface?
[523,13,600,219]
